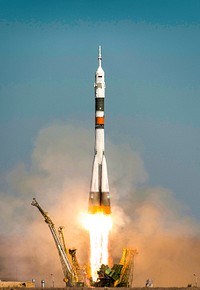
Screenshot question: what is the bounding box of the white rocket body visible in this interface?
[88,46,111,215]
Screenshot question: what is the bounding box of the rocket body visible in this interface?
[88,46,111,215]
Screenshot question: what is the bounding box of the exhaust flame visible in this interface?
[84,213,112,281]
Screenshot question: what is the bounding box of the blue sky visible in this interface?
[0,0,200,221]
[1,0,200,24]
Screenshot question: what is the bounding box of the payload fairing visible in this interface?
[88,46,111,215]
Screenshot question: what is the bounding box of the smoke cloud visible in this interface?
[0,123,200,287]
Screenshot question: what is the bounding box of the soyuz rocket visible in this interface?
[88,46,111,215]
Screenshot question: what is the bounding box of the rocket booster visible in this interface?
[88,46,111,215]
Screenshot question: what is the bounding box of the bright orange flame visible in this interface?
[84,213,112,281]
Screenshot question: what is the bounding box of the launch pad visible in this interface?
[31,198,137,287]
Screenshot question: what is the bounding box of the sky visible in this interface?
[0,0,200,286]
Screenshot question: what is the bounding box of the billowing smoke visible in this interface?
[0,123,199,287]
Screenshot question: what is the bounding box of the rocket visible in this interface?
[88,46,111,215]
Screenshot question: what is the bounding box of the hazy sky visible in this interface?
[0,0,200,220]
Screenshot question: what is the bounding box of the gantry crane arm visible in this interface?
[31,198,53,225]
[58,227,85,284]
[114,248,138,287]
[31,198,75,286]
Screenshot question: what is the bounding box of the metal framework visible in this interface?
[116,248,138,287]
[31,198,84,286]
